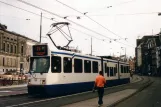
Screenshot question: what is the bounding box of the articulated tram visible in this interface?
[28,44,130,96]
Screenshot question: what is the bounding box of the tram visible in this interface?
[27,44,130,96]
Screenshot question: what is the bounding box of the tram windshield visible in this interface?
[30,57,50,73]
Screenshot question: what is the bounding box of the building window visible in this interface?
[74,59,82,73]
[3,57,4,66]
[84,60,91,73]
[7,44,9,52]
[14,46,17,54]
[63,57,72,73]
[3,43,5,51]
[11,45,13,53]
[51,56,61,73]
[21,45,24,55]
[92,61,98,73]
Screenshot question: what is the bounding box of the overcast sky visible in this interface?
[0,0,161,57]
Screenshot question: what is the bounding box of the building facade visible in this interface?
[0,23,38,74]
[135,33,161,76]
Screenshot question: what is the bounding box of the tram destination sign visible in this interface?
[33,45,48,56]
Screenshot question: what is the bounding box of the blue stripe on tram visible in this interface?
[28,78,130,97]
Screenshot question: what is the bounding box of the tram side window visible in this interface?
[92,61,98,73]
[104,63,107,73]
[64,57,72,73]
[110,67,114,76]
[114,67,117,76]
[74,59,82,73]
[124,66,126,73]
[51,56,61,73]
[84,60,91,73]
[121,65,123,73]
[107,67,109,77]
[127,66,129,73]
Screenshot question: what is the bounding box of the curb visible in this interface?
[108,79,153,107]
[0,93,28,98]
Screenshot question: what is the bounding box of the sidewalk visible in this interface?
[61,75,143,107]
[62,89,137,107]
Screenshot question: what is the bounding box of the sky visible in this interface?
[0,0,161,57]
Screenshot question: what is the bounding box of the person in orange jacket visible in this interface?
[93,71,106,106]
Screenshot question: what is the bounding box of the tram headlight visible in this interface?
[41,79,46,85]
[28,79,31,84]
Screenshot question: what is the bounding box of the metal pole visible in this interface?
[40,12,42,43]
[91,37,92,55]
[125,48,126,61]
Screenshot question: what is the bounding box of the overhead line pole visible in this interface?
[91,37,92,55]
[40,12,42,43]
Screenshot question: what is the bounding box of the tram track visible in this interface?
[0,76,151,107]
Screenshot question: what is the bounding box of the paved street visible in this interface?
[116,77,161,107]
[1,76,148,107]
[0,84,27,97]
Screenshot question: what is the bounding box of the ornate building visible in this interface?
[0,23,38,74]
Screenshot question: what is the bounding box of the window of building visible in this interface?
[64,57,72,73]
[14,46,17,54]
[11,45,13,53]
[92,61,98,73]
[51,56,61,73]
[74,59,82,73]
[7,44,9,52]
[21,45,24,55]
[3,43,5,52]
[3,57,4,66]
[110,67,114,76]
[84,60,91,73]
[121,65,123,73]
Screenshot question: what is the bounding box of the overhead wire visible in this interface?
[0,0,108,43]
[0,0,54,21]
[55,0,124,39]
[1,0,134,48]
[55,0,135,47]
[88,12,159,16]
[16,0,134,48]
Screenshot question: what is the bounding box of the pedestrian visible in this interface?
[93,71,106,107]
